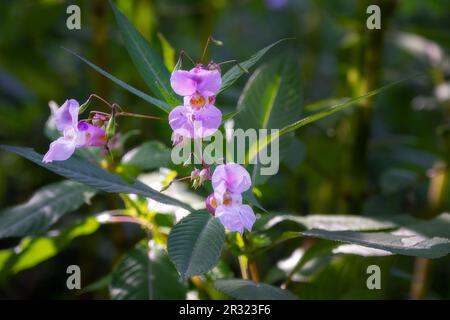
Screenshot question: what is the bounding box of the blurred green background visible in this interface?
[0,0,449,299]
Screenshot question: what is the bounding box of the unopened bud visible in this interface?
[105,112,116,140]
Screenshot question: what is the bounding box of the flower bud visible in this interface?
[205,193,217,214]
[105,112,116,140]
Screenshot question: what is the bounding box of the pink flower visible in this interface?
[170,65,221,98]
[43,99,107,163]
[207,163,256,234]
[211,163,252,198]
[168,65,223,140]
[168,104,222,139]
[205,191,255,234]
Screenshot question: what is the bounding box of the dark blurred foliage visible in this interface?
[0,0,449,299]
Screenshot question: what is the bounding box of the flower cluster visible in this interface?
[168,64,222,145]
[41,61,257,235]
[43,99,107,163]
[206,163,256,235]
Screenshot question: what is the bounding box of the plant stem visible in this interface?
[347,0,396,213]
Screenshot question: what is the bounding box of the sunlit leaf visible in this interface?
[246,80,406,164]
[168,211,225,280]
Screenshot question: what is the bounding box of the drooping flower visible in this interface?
[43,99,107,163]
[206,190,256,235]
[207,163,256,234]
[168,64,223,141]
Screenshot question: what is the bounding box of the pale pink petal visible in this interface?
[170,70,197,96]
[194,69,222,96]
[54,99,79,132]
[77,122,107,147]
[239,204,256,231]
[212,163,251,195]
[215,205,244,234]
[43,137,76,163]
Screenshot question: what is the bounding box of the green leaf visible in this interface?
[257,214,397,232]
[235,55,302,131]
[0,217,100,279]
[81,274,112,294]
[168,211,225,280]
[64,48,170,113]
[214,279,297,300]
[222,111,240,123]
[302,213,450,259]
[157,33,176,71]
[110,1,180,106]
[233,55,302,184]
[111,241,186,300]
[121,141,171,170]
[0,180,96,239]
[246,80,405,164]
[220,39,290,93]
[0,145,193,212]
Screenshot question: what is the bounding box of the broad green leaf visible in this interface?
[302,213,450,259]
[246,80,405,164]
[0,217,99,279]
[110,241,186,300]
[303,229,450,259]
[168,211,225,280]
[110,1,180,106]
[220,39,290,93]
[234,56,302,131]
[257,214,397,232]
[0,145,193,212]
[214,279,297,300]
[64,48,170,113]
[122,141,171,170]
[233,55,302,184]
[0,180,96,239]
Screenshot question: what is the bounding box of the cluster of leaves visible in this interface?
[1,1,449,300]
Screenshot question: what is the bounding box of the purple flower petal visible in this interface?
[215,203,255,234]
[170,70,197,96]
[239,204,256,232]
[212,163,252,196]
[193,68,221,97]
[43,137,76,163]
[77,122,107,147]
[54,99,79,132]
[215,205,244,234]
[169,105,221,139]
[170,67,222,98]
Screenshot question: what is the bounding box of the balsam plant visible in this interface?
[1,2,449,300]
